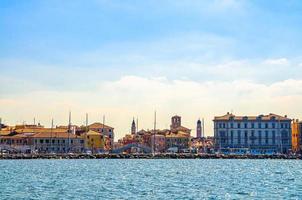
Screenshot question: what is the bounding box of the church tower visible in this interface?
[196,119,202,138]
[170,115,181,129]
[131,118,136,135]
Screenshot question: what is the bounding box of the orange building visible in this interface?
[291,119,300,153]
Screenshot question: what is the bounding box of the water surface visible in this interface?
[0,159,301,199]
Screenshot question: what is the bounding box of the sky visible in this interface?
[1,0,302,140]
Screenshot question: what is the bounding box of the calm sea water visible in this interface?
[0,159,301,199]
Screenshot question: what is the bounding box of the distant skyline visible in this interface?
[1,0,302,139]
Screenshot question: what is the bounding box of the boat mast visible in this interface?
[68,111,71,153]
[153,111,156,155]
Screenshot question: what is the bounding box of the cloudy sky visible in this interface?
[1,0,302,139]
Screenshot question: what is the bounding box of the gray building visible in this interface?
[214,113,292,154]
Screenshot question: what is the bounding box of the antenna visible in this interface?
[68,111,71,153]
[86,113,88,133]
[34,117,36,125]
[51,118,54,152]
[153,110,156,154]
[136,117,138,133]
[202,118,205,138]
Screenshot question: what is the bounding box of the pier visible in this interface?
[0,153,301,160]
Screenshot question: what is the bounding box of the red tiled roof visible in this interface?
[88,122,114,129]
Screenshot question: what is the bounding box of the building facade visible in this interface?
[32,132,84,153]
[291,119,300,153]
[214,113,292,154]
[88,122,114,150]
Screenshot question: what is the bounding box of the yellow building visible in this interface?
[84,130,106,152]
[292,120,301,152]
[165,130,191,151]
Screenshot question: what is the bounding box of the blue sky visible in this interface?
[1,0,302,138]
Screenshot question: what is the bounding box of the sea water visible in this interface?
[0,159,301,199]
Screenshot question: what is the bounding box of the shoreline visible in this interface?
[0,153,301,160]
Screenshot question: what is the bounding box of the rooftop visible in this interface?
[214,113,291,121]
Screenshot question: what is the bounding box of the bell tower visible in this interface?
[131,118,136,135]
[170,115,181,129]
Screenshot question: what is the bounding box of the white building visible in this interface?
[213,113,292,154]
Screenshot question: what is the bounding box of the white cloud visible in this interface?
[1,76,302,140]
[263,58,289,65]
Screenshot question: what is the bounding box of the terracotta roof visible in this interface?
[166,131,190,138]
[88,122,114,129]
[15,128,68,134]
[85,130,101,136]
[30,132,81,139]
[0,130,12,136]
[172,126,191,131]
[214,113,291,121]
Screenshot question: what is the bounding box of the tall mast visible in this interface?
[153,111,156,154]
[136,117,138,133]
[68,111,71,153]
[103,115,105,130]
[34,117,36,126]
[85,113,88,133]
[202,118,205,138]
[51,118,54,153]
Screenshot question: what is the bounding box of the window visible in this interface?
[258,131,262,144]
[244,131,248,145]
[272,123,275,129]
[265,123,268,128]
[251,123,254,128]
[230,131,233,144]
[237,123,241,129]
[265,131,269,144]
[230,123,233,128]
[258,123,261,128]
[219,131,225,138]
[272,131,276,144]
[251,130,255,145]
[237,130,241,144]
[109,129,112,132]
[244,123,247,129]
[40,139,44,143]
[46,139,49,144]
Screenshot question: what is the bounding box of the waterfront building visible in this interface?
[0,133,34,153]
[150,134,166,152]
[214,113,292,154]
[31,131,84,153]
[84,130,108,153]
[191,137,214,153]
[165,131,190,151]
[291,119,300,153]
[298,121,302,153]
[88,122,114,150]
